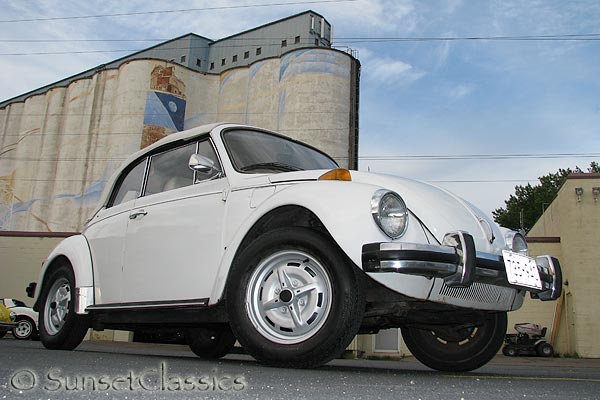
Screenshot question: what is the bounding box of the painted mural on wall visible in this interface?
[141,66,187,149]
[0,166,113,232]
[0,50,354,232]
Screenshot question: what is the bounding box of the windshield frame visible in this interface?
[221,128,339,174]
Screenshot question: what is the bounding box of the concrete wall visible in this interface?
[0,233,69,305]
[1,48,357,233]
[511,174,600,357]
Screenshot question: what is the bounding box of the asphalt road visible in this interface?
[1,338,599,400]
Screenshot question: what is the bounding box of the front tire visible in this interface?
[13,317,36,340]
[186,325,236,359]
[227,227,364,368]
[503,346,517,357]
[39,264,90,350]
[402,312,507,372]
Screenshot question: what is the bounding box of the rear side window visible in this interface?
[110,159,147,207]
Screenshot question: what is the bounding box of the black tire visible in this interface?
[39,264,90,350]
[503,346,517,357]
[536,342,554,357]
[227,227,364,368]
[0,330,6,339]
[402,312,508,372]
[13,317,37,340]
[186,325,236,359]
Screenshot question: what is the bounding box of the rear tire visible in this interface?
[227,227,364,368]
[536,342,553,357]
[402,312,507,372]
[186,325,236,359]
[39,264,90,350]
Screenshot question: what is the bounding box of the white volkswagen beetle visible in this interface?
[29,123,561,371]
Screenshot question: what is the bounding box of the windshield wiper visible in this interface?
[240,162,302,172]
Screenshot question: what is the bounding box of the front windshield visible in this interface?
[222,129,338,173]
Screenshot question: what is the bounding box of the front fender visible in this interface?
[209,180,430,303]
[33,235,94,314]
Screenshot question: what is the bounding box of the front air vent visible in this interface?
[434,281,517,311]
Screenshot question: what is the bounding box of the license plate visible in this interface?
[502,250,542,290]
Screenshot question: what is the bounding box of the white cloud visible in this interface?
[446,83,473,99]
[323,0,418,34]
[365,57,425,86]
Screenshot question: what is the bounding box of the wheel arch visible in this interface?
[33,235,94,313]
[234,205,331,254]
[210,202,363,304]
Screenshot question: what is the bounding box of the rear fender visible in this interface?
[33,235,94,314]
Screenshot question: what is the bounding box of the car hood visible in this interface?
[265,170,505,253]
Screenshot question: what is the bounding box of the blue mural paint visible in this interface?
[279,49,349,82]
[277,89,287,130]
[248,60,268,81]
[143,91,186,131]
[219,70,242,96]
[279,49,310,81]
[0,165,112,230]
[184,114,214,130]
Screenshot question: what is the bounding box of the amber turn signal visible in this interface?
[318,168,352,181]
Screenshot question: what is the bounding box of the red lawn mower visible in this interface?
[503,323,554,357]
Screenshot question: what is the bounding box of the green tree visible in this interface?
[493,162,600,232]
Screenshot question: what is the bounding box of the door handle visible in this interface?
[129,209,148,220]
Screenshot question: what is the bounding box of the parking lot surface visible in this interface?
[2,338,599,399]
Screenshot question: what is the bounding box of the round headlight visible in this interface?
[9,311,16,322]
[371,189,408,239]
[505,231,528,255]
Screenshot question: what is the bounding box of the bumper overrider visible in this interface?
[362,231,562,301]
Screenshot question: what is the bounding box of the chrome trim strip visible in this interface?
[379,242,455,254]
[380,260,456,277]
[87,298,209,311]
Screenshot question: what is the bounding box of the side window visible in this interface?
[195,140,222,182]
[145,142,196,196]
[110,159,147,207]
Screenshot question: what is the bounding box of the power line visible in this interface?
[429,179,537,183]
[0,0,357,23]
[4,33,598,43]
[333,33,600,43]
[0,39,167,43]
[0,40,317,56]
[358,153,600,161]
[2,34,600,56]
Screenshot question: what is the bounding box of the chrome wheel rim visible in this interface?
[43,277,71,336]
[246,250,332,344]
[14,320,33,338]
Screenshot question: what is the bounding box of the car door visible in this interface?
[85,158,148,305]
[120,139,228,304]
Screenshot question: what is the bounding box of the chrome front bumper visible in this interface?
[362,231,562,301]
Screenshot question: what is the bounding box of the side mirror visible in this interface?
[188,154,219,174]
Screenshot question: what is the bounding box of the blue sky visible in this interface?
[1,0,599,216]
